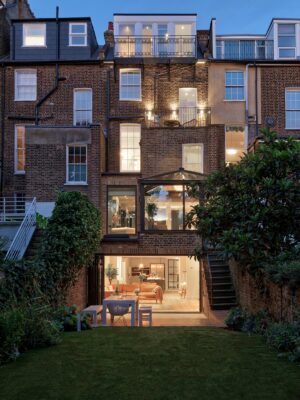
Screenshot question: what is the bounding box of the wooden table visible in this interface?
[102,295,139,327]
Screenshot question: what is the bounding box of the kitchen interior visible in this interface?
[104,256,200,312]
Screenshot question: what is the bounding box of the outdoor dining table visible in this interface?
[102,295,139,327]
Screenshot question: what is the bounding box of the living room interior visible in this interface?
[104,256,200,312]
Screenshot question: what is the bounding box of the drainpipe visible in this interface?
[34,7,65,125]
[0,62,6,195]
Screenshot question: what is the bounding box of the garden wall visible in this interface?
[229,260,300,322]
[66,269,87,310]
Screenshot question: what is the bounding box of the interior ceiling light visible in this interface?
[226,148,238,155]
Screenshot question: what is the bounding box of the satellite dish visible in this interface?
[265,116,275,128]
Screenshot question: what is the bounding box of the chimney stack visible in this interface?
[104,21,114,48]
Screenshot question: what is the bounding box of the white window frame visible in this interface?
[14,69,37,101]
[278,24,296,60]
[66,145,88,185]
[23,23,46,47]
[285,88,300,130]
[119,69,142,101]
[14,125,26,175]
[224,71,245,101]
[182,143,204,173]
[120,123,141,173]
[73,88,93,126]
[69,23,88,47]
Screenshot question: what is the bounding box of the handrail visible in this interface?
[4,198,37,260]
[0,197,33,223]
[114,35,197,58]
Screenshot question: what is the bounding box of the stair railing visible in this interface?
[4,198,37,261]
[205,255,213,305]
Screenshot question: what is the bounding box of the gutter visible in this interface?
[34,7,65,125]
[0,62,5,195]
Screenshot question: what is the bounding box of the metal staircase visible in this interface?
[206,252,237,310]
[0,197,37,260]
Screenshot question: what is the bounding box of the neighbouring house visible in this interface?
[0,6,299,315]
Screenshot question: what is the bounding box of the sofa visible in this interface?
[111,282,163,304]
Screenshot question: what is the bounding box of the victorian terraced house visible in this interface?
[0,2,300,314]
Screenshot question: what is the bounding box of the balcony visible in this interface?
[145,107,211,128]
[114,35,197,58]
[216,39,274,60]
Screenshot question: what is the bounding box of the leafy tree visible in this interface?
[37,192,102,304]
[187,129,300,271]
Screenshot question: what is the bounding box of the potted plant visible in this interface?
[105,264,118,285]
[145,202,158,229]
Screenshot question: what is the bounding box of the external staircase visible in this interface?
[0,197,37,260]
[206,252,237,310]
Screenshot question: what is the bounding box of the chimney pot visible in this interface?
[108,21,113,31]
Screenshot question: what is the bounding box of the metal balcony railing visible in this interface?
[4,197,37,261]
[0,197,33,223]
[114,35,197,58]
[145,107,211,128]
[216,39,274,60]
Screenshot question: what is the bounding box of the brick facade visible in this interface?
[260,66,300,136]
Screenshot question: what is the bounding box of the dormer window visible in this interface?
[69,23,87,46]
[23,23,46,47]
[278,24,296,59]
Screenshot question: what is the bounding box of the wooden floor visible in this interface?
[139,291,199,312]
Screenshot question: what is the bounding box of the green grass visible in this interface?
[0,328,300,400]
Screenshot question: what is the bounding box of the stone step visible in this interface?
[212,295,237,305]
[211,303,237,310]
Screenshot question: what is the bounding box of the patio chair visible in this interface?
[107,303,131,326]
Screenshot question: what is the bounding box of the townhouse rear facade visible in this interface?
[1,3,300,311]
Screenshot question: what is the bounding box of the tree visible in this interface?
[37,192,102,304]
[187,129,300,271]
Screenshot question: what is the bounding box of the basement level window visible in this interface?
[23,23,46,47]
[69,23,87,46]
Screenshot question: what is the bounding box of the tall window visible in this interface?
[23,23,46,47]
[225,71,244,101]
[74,89,92,126]
[119,69,141,101]
[15,126,25,174]
[66,145,87,184]
[286,89,300,129]
[120,124,141,172]
[225,126,246,164]
[182,144,203,173]
[69,23,87,46]
[107,187,136,235]
[278,24,296,59]
[15,70,37,101]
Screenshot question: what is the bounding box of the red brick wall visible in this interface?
[2,64,108,201]
[261,66,300,136]
[66,268,87,310]
[230,260,300,322]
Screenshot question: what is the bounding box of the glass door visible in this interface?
[175,24,193,56]
[168,259,179,289]
[179,88,197,126]
[157,24,168,56]
[142,24,153,56]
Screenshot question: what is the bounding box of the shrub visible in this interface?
[61,305,91,332]
[0,307,25,364]
[37,192,102,305]
[265,322,300,353]
[225,307,249,331]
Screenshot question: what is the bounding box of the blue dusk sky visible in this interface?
[30,0,300,43]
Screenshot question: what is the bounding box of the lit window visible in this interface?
[69,23,87,46]
[67,145,87,184]
[278,24,296,59]
[107,187,136,235]
[225,71,244,101]
[182,144,203,173]
[23,23,46,47]
[225,126,246,164]
[74,89,92,126]
[120,124,141,172]
[15,125,25,174]
[286,89,300,129]
[119,69,141,101]
[15,70,37,101]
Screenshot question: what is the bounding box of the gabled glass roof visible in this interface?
[141,168,207,182]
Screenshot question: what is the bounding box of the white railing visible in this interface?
[0,197,33,223]
[4,197,37,261]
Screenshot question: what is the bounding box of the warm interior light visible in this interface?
[139,263,144,269]
[226,148,238,155]
[181,26,185,30]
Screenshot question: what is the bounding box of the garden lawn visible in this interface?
[0,328,300,400]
